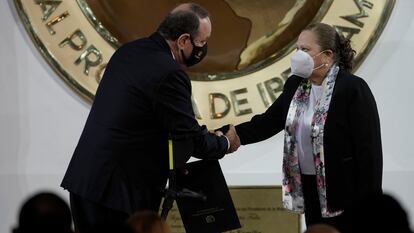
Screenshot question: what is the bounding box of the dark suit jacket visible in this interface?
[61,32,228,213]
[235,70,383,211]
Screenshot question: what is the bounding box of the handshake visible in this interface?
[212,124,241,154]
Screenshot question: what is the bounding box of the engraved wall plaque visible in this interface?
[165,186,300,233]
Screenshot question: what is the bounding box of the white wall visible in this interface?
[1,0,414,232]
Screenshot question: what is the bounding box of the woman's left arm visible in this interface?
[349,77,383,196]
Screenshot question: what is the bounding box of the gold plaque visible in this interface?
[14,0,394,129]
[165,186,300,233]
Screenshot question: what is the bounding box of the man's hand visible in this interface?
[224,125,240,153]
[213,124,240,154]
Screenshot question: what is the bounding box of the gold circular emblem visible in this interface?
[14,0,394,128]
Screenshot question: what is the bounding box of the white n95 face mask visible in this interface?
[290,50,314,78]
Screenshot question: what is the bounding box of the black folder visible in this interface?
[175,160,241,233]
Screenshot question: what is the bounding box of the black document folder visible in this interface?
[176,160,241,233]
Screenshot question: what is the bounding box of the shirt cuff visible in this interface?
[223,135,230,151]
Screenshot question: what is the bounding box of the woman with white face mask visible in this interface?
[217,23,383,233]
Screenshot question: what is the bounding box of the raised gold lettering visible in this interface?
[34,0,62,21]
[45,11,69,35]
[264,77,284,102]
[334,25,361,40]
[341,0,373,28]
[95,63,107,84]
[230,88,252,116]
[257,83,271,108]
[209,93,230,119]
[59,29,88,50]
[75,45,103,76]
[59,29,87,50]
[191,96,202,120]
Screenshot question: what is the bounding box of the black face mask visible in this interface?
[181,36,208,67]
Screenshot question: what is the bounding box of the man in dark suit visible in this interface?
[61,3,240,232]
